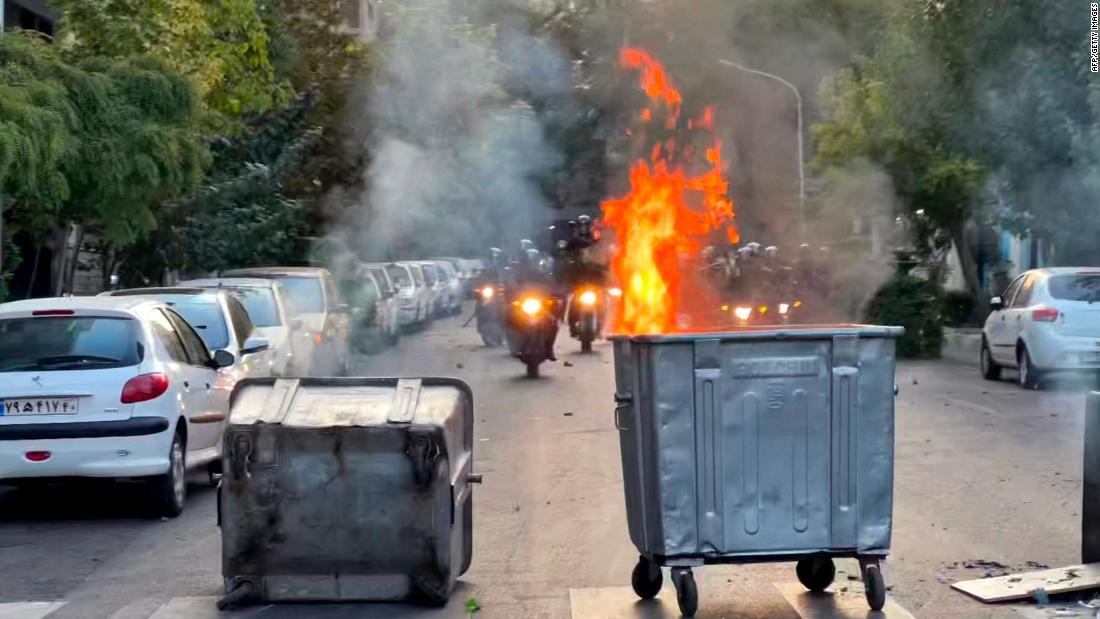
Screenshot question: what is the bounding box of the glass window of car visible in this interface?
[0,316,142,372]
[341,276,379,310]
[370,268,394,297]
[164,300,229,350]
[163,309,213,365]
[1001,275,1026,307]
[1011,275,1036,308]
[147,309,189,364]
[277,277,325,313]
[226,296,255,345]
[422,264,438,285]
[387,265,412,289]
[1048,274,1100,302]
[230,287,280,328]
[409,265,425,287]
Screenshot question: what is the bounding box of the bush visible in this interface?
[941,290,976,327]
[864,274,944,358]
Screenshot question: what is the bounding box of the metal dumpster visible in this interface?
[217,377,480,609]
[612,325,903,616]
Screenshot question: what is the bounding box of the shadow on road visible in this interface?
[0,478,215,522]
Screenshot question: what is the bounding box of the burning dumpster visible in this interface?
[612,325,903,616]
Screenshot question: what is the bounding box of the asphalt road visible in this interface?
[0,311,1091,618]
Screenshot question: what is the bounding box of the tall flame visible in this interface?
[602,48,737,334]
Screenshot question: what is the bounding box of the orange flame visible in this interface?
[602,49,737,334]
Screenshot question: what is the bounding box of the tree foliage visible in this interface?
[54,0,290,125]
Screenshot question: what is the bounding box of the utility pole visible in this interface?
[717,59,805,242]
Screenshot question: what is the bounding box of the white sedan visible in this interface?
[981,267,1100,389]
[0,297,237,516]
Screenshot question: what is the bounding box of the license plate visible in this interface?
[1,398,80,416]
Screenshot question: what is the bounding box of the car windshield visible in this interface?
[387,265,412,289]
[228,287,280,327]
[164,301,230,350]
[277,277,325,313]
[0,316,141,372]
[1049,274,1100,302]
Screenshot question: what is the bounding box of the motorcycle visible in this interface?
[474,283,505,347]
[721,298,803,327]
[505,291,558,378]
[569,286,604,353]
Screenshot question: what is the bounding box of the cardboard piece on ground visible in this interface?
[952,563,1100,603]
[773,582,916,619]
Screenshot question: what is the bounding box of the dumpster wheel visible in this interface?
[630,556,662,600]
[795,557,835,592]
[861,560,886,611]
[672,567,698,617]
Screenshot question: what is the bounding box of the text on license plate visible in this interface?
[1,398,80,415]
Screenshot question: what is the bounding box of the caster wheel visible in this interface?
[631,556,663,600]
[672,568,698,617]
[863,562,886,611]
[796,557,836,592]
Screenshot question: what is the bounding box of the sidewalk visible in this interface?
[942,326,982,366]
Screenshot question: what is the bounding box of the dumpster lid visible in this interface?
[228,377,473,427]
[609,324,905,343]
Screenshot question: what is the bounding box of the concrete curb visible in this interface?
[942,327,982,366]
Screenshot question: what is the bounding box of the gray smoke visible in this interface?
[326,0,568,262]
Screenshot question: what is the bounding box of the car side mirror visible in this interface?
[211,349,236,369]
[241,336,270,355]
[990,296,1004,311]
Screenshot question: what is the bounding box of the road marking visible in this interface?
[774,582,915,618]
[0,602,66,619]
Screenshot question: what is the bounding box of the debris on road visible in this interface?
[563,412,574,417]
[456,363,464,369]
[952,563,1100,603]
[563,361,574,367]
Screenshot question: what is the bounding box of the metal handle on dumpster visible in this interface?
[614,393,633,431]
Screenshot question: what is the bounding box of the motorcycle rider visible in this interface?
[508,247,562,361]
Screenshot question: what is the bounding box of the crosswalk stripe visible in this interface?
[0,602,66,619]
[774,582,916,618]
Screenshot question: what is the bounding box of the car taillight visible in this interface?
[121,372,169,404]
[25,451,51,462]
[32,310,74,316]
[1032,306,1060,322]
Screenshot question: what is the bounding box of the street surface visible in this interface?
[0,309,1090,618]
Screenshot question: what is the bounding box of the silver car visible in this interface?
[179,278,303,376]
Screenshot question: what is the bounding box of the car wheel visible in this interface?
[149,430,186,518]
[1018,346,1041,390]
[980,340,1001,381]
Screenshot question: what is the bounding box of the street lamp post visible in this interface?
[717,59,805,242]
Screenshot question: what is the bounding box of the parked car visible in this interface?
[222,267,349,376]
[0,296,237,516]
[388,262,432,329]
[363,264,401,345]
[431,257,477,297]
[178,278,303,376]
[432,260,464,316]
[338,270,382,353]
[102,288,274,380]
[416,261,448,317]
[982,267,1100,389]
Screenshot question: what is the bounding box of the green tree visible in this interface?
[54,0,289,125]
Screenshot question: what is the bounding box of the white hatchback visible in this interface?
[982,267,1100,388]
[0,297,236,516]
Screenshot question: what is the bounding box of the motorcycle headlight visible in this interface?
[578,290,598,306]
[521,297,543,316]
[608,287,623,298]
[734,307,752,321]
[480,286,494,300]
[778,303,790,315]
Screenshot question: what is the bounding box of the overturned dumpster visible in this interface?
[612,325,903,616]
[217,377,480,609]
